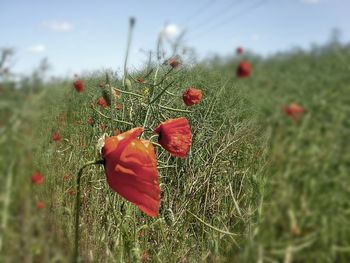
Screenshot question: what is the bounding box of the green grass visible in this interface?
[0,43,349,262]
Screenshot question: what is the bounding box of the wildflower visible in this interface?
[102,127,160,217]
[236,61,251,78]
[36,202,45,209]
[87,117,94,126]
[74,79,85,93]
[115,103,123,110]
[67,188,75,196]
[97,97,108,108]
[168,58,180,69]
[99,124,107,131]
[52,132,61,142]
[283,103,305,121]
[183,87,203,106]
[154,118,192,158]
[236,47,244,54]
[32,171,44,185]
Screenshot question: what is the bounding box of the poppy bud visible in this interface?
[236,61,251,78]
[125,78,132,90]
[183,87,203,106]
[154,118,192,158]
[74,79,85,93]
[102,127,160,217]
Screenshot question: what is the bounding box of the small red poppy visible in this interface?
[236,61,251,78]
[168,58,180,69]
[87,117,94,126]
[236,47,244,54]
[36,202,45,209]
[97,97,108,108]
[52,132,61,142]
[102,127,160,217]
[74,79,85,93]
[32,171,44,185]
[283,103,305,121]
[183,87,203,106]
[154,118,192,159]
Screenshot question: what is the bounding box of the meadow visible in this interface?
[0,41,349,263]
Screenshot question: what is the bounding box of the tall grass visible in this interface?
[0,43,349,262]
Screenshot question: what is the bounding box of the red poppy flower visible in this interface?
[236,47,244,54]
[32,171,44,185]
[283,103,305,121]
[97,97,108,108]
[36,202,45,209]
[102,127,160,217]
[52,132,61,142]
[168,58,180,69]
[236,61,251,78]
[154,118,192,159]
[183,87,203,106]
[74,79,85,93]
[87,117,94,126]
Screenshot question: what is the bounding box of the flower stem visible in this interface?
[73,160,104,263]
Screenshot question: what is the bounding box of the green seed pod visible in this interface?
[101,88,112,106]
[164,208,175,226]
[125,78,132,90]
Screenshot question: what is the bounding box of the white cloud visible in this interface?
[27,44,46,53]
[251,34,260,42]
[43,21,73,32]
[161,24,181,40]
[302,0,320,4]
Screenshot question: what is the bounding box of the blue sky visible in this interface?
[1,0,349,76]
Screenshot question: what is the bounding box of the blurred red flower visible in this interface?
[236,61,251,78]
[168,58,180,69]
[97,97,108,108]
[74,79,85,93]
[63,174,71,182]
[102,127,160,217]
[52,132,61,142]
[283,103,305,121]
[154,117,192,158]
[183,87,203,106]
[87,117,94,126]
[236,47,244,54]
[32,171,44,185]
[36,202,45,209]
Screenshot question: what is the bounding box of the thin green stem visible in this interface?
[73,160,104,263]
[158,104,192,113]
[122,17,135,88]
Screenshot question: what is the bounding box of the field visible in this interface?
[0,42,350,262]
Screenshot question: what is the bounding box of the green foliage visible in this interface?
[0,44,349,262]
